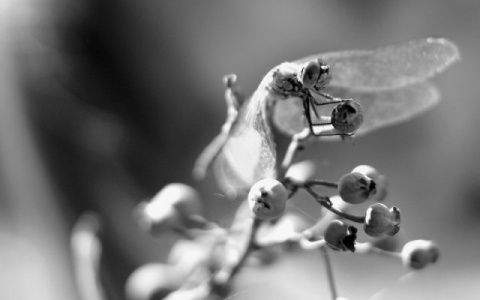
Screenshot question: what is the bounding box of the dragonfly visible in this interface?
[193,38,459,198]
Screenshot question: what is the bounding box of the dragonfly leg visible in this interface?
[311,121,331,126]
[309,96,320,118]
[303,98,317,135]
[314,92,353,106]
[304,97,355,138]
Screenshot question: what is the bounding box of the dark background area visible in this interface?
[0,0,479,299]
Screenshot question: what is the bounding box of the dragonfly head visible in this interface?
[298,59,332,91]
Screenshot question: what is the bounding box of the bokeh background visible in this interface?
[0,0,479,299]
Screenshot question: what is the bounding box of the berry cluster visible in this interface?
[122,162,439,300]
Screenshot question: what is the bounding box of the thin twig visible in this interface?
[212,217,262,296]
[303,187,365,223]
[355,242,402,260]
[279,128,311,178]
[321,246,338,300]
[305,179,339,189]
[71,213,106,300]
[228,218,262,279]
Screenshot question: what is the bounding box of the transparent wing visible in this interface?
[293,38,459,92]
[272,81,440,137]
[213,90,277,198]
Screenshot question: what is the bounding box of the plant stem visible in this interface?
[228,217,262,279]
[305,179,339,189]
[303,187,365,223]
[279,128,311,178]
[355,242,403,260]
[212,217,262,295]
[321,246,338,300]
[71,213,106,300]
[320,199,366,223]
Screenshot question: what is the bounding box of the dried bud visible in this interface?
[352,165,388,201]
[136,183,202,234]
[364,203,400,238]
[331,100,363,133]
[324,220,357,252]
[401,240,439,270]
[338,172,376,204]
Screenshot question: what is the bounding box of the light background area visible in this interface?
[0,1,478,299]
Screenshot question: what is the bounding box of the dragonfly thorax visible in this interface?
[268,63,304,98]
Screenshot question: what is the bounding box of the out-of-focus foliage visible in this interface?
[1,0,479,299]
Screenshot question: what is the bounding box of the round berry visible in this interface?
[352,165,388,201]
[125,263,182,300]
[351,165,380,179]
[401,240,439,270]
[331,100,363,134]
[248,178,288,221]
[364,203,401,238]
[285,160,316,184]
[302,217,329,242]
[324,220,357,252]
[159,183,202,218]
[136,201,181,235]
[260,212,310,241]
[136,183,202,234]
[338,172,376,204]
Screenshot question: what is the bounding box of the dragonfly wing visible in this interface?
[293,38,459,91]
[272,82,440,137]
[213,92,277,198]
[272,96,307,137]
[324,81,440,136]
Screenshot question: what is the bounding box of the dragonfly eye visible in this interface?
[316,60,332,89]
[299,60,321,89]
[299,59,332,90]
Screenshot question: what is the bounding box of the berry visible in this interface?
[136,183,202,234]
[285,160,316,184]
[331,100,363,134]
[338,172,376,204]
[324,220,357,252]
[248,178,288,221]
[401,240,439,270]
[302,217,329,242]
[364,203,401,238]
[352,165,388,201]
[260,212,310,241]
[258,212,310,253]
[136,201,181,235]
[125,263,182,300]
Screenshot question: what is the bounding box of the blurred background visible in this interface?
[0,0,479,299]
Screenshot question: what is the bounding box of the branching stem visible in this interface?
[279,128,311,178]
[211,217,262,297]
[305,179,339,189]
[302,185,365,223]
[228,217,262,279]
